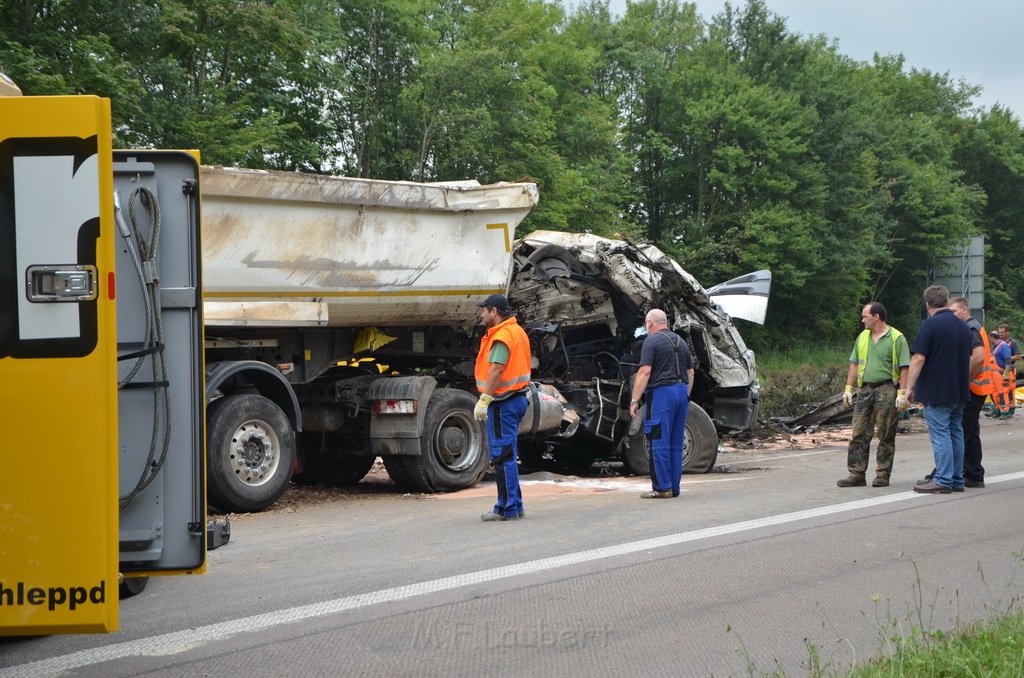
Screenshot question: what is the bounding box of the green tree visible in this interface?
[0,0,147,113]
[406,0,571,231]
[538,1,633,236]
[613,0,703,244]
[4,0,1020,343]
[0,0,330,168]
[130,0,316,167]
[640,1,825,344]
[955,106,1024,329]
[317,0,429,177]
[857,55,985,328]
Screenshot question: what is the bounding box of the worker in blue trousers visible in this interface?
[629,309,694,498]
[474,294,532,522]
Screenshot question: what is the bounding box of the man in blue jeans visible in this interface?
[906,285,973,494]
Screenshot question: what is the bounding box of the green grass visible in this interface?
[756,344,851,372]
[854,551,1024,676]
[851,610,1024,677]
[732,603,1024,677]
[752,344,851,426]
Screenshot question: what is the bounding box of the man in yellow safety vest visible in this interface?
[837,302,911,488]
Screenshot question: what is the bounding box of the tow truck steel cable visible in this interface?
[115,186,172,508]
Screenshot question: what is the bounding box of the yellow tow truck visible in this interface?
[0,73,209,635]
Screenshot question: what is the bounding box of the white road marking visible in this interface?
[5,471,1023,678]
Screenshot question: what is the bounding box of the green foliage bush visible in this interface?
[756,364,848,433]
[751,344,849,430]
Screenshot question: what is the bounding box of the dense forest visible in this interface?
[3,0,1023,349]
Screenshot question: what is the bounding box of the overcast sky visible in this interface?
[583,0,1023,118]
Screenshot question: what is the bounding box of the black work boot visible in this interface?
[837,474,866,487]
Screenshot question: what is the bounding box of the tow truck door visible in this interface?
[0,97,206,636]
[0,96,120,634]
[114,150,206,579]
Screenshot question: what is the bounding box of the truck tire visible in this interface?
[207,394,295,512]
[119,576,149,599]
[295,432,375,487]
[620,403,647,475]
[621,402,719,475]
[383,389,488,492]
[682,403,719,473]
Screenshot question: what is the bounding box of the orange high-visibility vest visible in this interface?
[970,326,1003,397]
[475,316,531,397]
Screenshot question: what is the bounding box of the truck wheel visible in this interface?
[119,576,149,599]
[682,403,719,473]
[383,389,487,492]
[295,432,375,487]
[620,403,649,475]
[621,402,719,475]
[207,394,295,512]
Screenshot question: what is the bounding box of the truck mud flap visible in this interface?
[368,375,437,456]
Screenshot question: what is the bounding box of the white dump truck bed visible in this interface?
[200,166,539,327]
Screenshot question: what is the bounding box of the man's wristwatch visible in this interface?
[630,399,639,405]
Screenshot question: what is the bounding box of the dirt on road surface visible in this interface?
[214,416,931,519]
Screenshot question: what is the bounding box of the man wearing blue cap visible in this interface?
[474,293,532,521]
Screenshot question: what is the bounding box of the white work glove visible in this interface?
[474,393,494,421]
[895,389,909,413]
[842,385,855,408]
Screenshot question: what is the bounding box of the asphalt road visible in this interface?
[3,415,1023,677]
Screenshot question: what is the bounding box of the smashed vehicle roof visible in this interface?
[507,230,761,391]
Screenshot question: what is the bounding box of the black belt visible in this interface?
[863,381,891,388]
[649,380,688,388]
